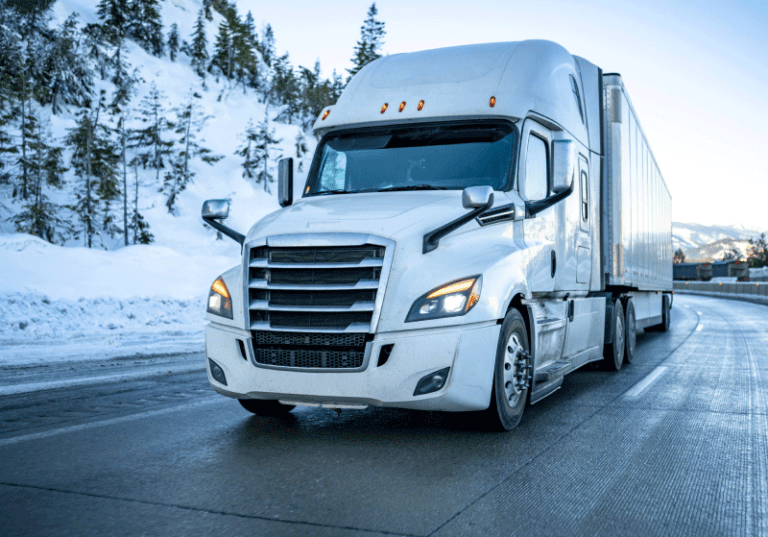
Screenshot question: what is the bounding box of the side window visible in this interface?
[524,134,548,201]
[570,75,584,124]
[580,170,589,222]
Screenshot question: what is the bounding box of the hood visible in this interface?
[246,191,472,242]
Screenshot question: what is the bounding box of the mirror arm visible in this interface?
[423,197,494,254]
[202,216,245,245]
[525,179,574,217]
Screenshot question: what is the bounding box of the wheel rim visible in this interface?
[503,333,528,408]
[615,312,624,364]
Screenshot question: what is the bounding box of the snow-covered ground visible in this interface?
[0,0,316,367]
[0,233,242,365]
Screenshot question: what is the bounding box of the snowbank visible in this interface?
[0,233,241,364]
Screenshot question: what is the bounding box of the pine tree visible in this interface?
[236,120,258,179]
[13,125,68,243]
[163,98,221,213]
[167,23,179,62]
[127,0,164,56]
[748,233,768,268]
[96,0,130,45]
[190,10,209,82]
[210,16,234,81]
[272,54,301,122]
[347,3,386,81]
[250,114,280,192]
[256,25,276,102]
[14,49,38,201]
[42,14,95,113]
[134,83,173,185]
[65,92,120,248]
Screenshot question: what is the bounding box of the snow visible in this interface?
[1,0,316,367]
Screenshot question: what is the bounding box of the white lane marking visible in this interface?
[0,364,205,397]
[0,397,222,448]
[696,325,704,331]
[624,366,668,399]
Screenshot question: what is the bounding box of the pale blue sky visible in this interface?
[240,0,768,229]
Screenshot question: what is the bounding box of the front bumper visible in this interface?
[204,321,500,412]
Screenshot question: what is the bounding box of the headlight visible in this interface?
[207,277,233,319]
[405,276,481,323]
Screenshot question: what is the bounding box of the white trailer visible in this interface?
[201,40,672,430]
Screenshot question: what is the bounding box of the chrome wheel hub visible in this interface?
[503,333,531,408]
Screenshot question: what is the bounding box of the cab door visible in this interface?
[520,120,557,294]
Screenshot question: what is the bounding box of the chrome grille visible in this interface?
[248,243,386,333]
[247,238,390,370]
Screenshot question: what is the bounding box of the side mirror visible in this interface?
[201,199,244,245]
[278,157,293,207]
[202,199,230,220]
[552,139,575,194]
[462,185,494,209]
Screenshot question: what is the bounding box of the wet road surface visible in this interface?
[1,294,767,536]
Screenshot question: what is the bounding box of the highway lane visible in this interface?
[1,294,766,536]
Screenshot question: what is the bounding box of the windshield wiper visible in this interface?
[376,184,448,192]
[311,189,355,197]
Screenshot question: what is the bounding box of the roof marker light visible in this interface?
[417,100,425,111]
[381,103,388,114]
[489,96,496,108]
[399,101,406,112]
[321,109,330,120]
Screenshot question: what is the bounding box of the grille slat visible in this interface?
[248,243,386,369]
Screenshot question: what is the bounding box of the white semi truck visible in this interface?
[201,40,672,430]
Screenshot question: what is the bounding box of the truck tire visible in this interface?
[483,309,531,431]
[623,298,636,365]
[603,299,625,371]
[238,399,295,416]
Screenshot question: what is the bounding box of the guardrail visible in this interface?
[674,281,768,297]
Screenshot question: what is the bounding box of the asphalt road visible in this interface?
[1,294,767,536]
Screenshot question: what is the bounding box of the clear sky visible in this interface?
[240,0,768,229]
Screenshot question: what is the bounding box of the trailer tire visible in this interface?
[238,399,295,416]
[603,299,625,371]
[483,309,530,431]
[624,298,636,365]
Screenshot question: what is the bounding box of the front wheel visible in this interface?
[238,399,295,416]
[483,309,531,431]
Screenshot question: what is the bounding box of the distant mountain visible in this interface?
[672,222,764,253]
[682,238,751,263]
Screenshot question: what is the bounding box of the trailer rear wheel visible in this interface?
[238,399,295,416]
[604,299,625,371]
[624,298,636,365]
[483,309,530,431]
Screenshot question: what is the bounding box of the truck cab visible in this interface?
[202,40,672,430]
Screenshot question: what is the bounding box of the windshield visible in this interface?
[305,122,517,196]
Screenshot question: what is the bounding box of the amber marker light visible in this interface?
[321,109,330,120]
[427,278,475,299]
[399,101,406,112]
[381,103,388,114]
[211,277,230,299]
[489,96,496,108]
[417,100,425,111]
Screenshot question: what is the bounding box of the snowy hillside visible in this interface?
[0,0,323,362]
